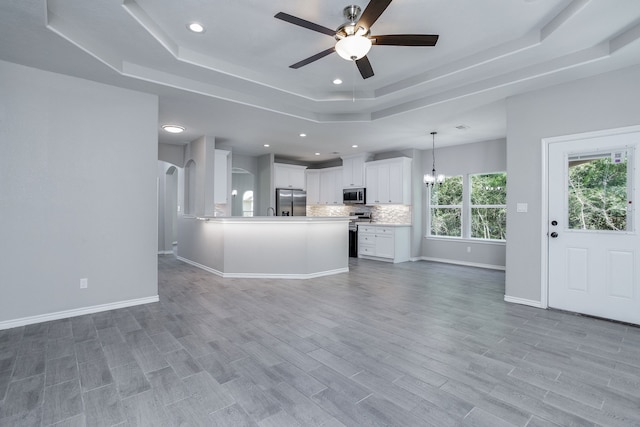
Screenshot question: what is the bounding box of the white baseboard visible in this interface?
[177,256,348,279]
[504,295,544,308]
[419,256,506,271]
[0,295,159,331]
[157,250,173,255]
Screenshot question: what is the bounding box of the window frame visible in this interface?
[427,175,464,238]
[468,171,507,242]
[426,171,507,242]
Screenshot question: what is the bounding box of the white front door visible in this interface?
[548,131,640,325]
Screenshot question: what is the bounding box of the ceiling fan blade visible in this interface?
[274,12,336,36]
[356,56,374,79]
[371,34,439,46]
[356,0,392,31]
[290,47,335,69]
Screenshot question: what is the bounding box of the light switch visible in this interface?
[516,203,528,213]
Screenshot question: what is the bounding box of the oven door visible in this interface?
[348,225,358,257]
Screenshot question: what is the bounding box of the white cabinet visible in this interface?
[320,167,342,205]
[305,170,321,205]
[307,167,343,205]
[341,153,372,188]
[358,225,411,263]
[274,163,307,189]
[365,157,412,204]
[214,149,230,204]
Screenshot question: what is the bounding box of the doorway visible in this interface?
[545,127,640,324]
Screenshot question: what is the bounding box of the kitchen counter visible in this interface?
[177,216,350,279]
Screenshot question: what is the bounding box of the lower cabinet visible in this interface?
[358,225,410,263]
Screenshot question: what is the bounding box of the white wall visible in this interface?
[0,60,159,326]
[421,139,507,268]
[506,64,640,303]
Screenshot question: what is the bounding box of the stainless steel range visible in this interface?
[348,212,372,257]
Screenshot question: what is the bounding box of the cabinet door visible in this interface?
[388,161,404,203]
[290,168,306,190]
[376,163,391,204]
[306,171,321,205]
[365,165,378,204]
[375,234,394,258]
[320,169,337,204]
[274,164,306,189]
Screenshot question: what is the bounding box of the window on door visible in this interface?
[567,152,630,231]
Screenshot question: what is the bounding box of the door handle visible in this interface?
[550,232,558,238]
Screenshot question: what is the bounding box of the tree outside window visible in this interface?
[429,176,463,237]
[568,155,627,231]
[470,172,507,240]
[427,172,507,241]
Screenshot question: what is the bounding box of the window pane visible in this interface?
[568,156,627,231]
[472,208,506,240]
[471,173,506,205]
[431,176,463,205]
[430,208,462,237]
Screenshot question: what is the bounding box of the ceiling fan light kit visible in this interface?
[275,0,438,79]
[335,35,372,61]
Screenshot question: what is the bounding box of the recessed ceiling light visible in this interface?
[264,144,270,147]
[352,144,358,148]
[187,23,205,33]
[162,125,185,134]
[333,78,343,85]
[299,133,306,137]
[315,153,320,156]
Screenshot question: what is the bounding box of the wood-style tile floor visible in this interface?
[1,256,639,426]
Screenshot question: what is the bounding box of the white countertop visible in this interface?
[357,223,412,227]
[195,216,349,224]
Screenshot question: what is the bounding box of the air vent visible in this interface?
[455,124,470,130]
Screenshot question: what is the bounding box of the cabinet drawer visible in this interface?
[358,233,375,244]
[358,225,377,234]
[373,227,393,235]
[358,244,375,255]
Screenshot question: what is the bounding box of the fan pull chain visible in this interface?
[352,61,356,103]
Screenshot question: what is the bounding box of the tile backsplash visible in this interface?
[307,204,412,224]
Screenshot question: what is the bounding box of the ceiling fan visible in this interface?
[274,0,439,79]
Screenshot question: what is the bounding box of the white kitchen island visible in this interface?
[177,216,349,279]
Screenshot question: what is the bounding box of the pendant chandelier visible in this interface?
[424,131,445,186]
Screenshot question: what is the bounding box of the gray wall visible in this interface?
[506,64,640,303]
[158,162,178,253]
[257,154,274,216]
[421,139,507,268]
[0,60,158,324]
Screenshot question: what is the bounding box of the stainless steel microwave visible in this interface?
[343,188,366,204]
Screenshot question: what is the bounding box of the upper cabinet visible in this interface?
[274,163,307,190]
[306,170,321,205]
[306,167,343,205]
[341,153,372,188]
[365,157,412,205]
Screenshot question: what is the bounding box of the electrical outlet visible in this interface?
[466,246,471,253]
[80,278,88,289]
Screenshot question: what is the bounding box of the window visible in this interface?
[429,176,463,237]
[567,153,628,231]
[470,172,507,240]
[427,172,507,241]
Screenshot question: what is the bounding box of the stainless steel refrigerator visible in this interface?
[275,188,307,216]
